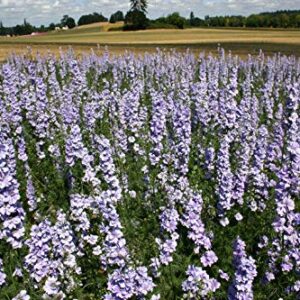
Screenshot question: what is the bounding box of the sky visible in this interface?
[1,0,300,27]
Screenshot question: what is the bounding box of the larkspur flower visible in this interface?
[228,237,257,300]
[200,250,218,267]
[0,48,299,300]
[217,134,234,217]
[12,290,30,300]
[0,258,6,286]
[0,133,25,248]
[105,266,155,300]
[182,265,220,298]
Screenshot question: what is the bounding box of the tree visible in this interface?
[125,0,148,30]
[39,25,46,32]
[166,12,186,29]
[296,14,300,27]
[124,9,148,30]
[190,11,195,26]
[246,14,260,27]
[110,11,124,23]
[61,15,76,28]
[0,21,6,36]
[279,13,289,28]
[48,23,56,30]
[130,0,148,13]
[191,17,205,27]
[204,15,210,26]
[78,12,108,26]
[66,17,76,28]
[12,20,35,36]
[61,15,69,26]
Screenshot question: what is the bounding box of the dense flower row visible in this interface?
[0,48,299,299]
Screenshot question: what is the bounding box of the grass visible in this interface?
[2,27,300,45]
[1,25,300,61]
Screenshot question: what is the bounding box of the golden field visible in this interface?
[1,23,300,61]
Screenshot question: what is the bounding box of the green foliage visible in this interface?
[60,15,76,29]
[190,11,206,27]
[109,11,124,23]
[124,9,149,30]
[151,9,300,29]
[10,19,35,36]
[202,10,300,28]
[152,13,188,29]
[48,23,56,31]
[147,22,178,30]
[77,12,108,26]
[165,12,187,29]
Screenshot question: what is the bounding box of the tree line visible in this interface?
[1,2,300,36]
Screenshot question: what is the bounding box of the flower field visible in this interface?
[0,49,299,299]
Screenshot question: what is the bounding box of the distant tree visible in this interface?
[231,16,245,27]
[0,21,6,35]
[48,23,56,30]
[109,16,115,23]
[190,12,195,21]
[270,15,280,28]
[125,0,148,30]
[39,25,46,32]
[166,12,186,29]
[130,0,148,13]
[78,12,108,26]
[109,11,124,23]
[124,9,148,30]
[204,15,210,26]
[13,19,35,35]
[66,17,76,28]
[192,17,205,27]
[245,14,260,27]
[296,14,300,27]
[190,11,195,26]
[61,15,76,28]
[13,25,22,35]
[279,13,289,28]
[187,13,206,27]
[61,15,69,26]
[23,19,32,33]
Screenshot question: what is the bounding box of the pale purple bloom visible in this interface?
[201,250,218,267]
[234,213,243,221]
[43,277,61,296]
[219,269,230,281]
[12,290,30,300]
[0,258,6,286]
[182,265,220,298]
[106,267,154,299]
[228,237,257,300]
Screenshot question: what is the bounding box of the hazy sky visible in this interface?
[1,0,300,26]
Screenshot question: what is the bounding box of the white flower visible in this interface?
[133,143,140,152]
[141,165,148,174]
[93,245,102,256]
[43,277,60,296]
[128,136,135,143]
[129,190,137,198]
[12,290,30,300]
[13,267,23,278]
[234,213,243,221]
[220,217,229,227]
